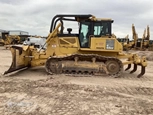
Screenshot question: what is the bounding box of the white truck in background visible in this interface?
[23,37,47,49]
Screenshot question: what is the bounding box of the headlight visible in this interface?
[106,39,114,50]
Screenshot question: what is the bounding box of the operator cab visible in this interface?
[79,21,112,48]
[136,38,143,47]
[50,14,113,49]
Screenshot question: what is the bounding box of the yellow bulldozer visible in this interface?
[4,14,147,78]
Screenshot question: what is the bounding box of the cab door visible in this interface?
[79,22,91,48]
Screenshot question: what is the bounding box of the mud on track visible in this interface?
[0,46,153,115]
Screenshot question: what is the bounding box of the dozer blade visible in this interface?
[137,66,145,78]
[4,45,31,75]
[125,64,131,71]
[130,64,137,73]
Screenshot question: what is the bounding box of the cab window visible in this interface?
[94,22,110,36]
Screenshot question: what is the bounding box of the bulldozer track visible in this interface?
[45,54,123,77]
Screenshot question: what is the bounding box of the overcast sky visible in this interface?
[0,0,152,39]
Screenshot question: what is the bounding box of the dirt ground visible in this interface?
[0,46,153,115]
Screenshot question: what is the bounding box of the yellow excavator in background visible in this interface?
[0,33,22,46]
[117,24,151,51]
[2,34,27,49]
[4,14,147,78]
[5,35,21,45]
[132,24,138,49]
[117,24,139,51]
[117,35,133,51]
[117,24,137,51]
[132,24,151,50]
[145,25,153,51]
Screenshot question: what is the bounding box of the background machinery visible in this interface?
[0,31,45,49]
[0,31,9,45]
[4,14,147,78]
[132,24,151,50]
[118,24,151,51]
[117,35,132,51]
[0,31,28,46]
